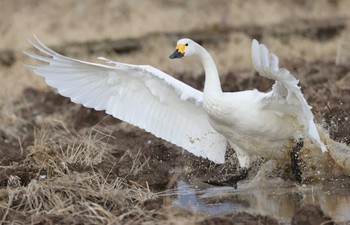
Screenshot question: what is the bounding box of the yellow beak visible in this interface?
[169,44,186,59]
[176,44,186,54]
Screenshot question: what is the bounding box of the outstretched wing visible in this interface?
[25,36,228,163]
[251,39,327,152]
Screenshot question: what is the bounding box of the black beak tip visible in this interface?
[169,50,184,59]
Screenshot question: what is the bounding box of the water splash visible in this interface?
[173,180,350,222]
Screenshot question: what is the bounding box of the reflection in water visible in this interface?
[172,180,350,222]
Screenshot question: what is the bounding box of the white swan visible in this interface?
[25,36,327,186]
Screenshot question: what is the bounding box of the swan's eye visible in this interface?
[185,43,188,46]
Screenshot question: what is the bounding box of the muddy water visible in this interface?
[172,180,350,223]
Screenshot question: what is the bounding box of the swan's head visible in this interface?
[169,38,197,59]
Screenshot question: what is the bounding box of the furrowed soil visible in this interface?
[1,0,350,224]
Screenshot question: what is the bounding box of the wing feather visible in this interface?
[26,36,228,163]
[251,40,327,152]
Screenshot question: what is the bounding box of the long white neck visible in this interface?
[196,45,222,98]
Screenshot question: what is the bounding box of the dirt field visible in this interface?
[1,0,350,224]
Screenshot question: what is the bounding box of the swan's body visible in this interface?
[25,37,327,176]
[205,90,297,166]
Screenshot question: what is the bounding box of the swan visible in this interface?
[25,36,327,188]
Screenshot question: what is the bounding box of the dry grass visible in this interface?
[0,121,159,224]
[2,0,350,50]
[2,175,157,224]
[336,30,350,65]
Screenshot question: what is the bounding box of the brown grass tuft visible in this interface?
[2,174,157,224]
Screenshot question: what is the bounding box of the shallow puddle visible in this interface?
[172,180,350,223]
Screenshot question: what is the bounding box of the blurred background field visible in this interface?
[1,0,350,224]
[1,0,350,97]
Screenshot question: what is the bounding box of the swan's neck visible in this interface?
[197,46,222,98]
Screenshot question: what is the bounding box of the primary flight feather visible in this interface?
[25,36,327,184]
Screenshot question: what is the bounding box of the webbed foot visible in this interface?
[291,139,303,183]
[204,168,248,189]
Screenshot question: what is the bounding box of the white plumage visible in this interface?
[25,36,326,171]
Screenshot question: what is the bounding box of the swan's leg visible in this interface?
[204,147,251,189]
[291,139,303,183]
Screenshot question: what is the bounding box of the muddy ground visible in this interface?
[1,0,350,224]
